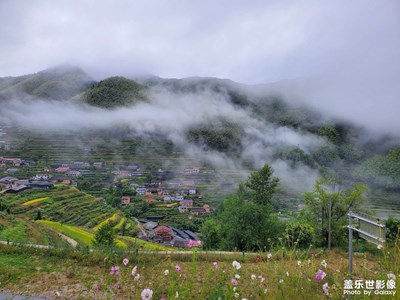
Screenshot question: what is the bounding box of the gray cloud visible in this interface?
[0,0,399,134]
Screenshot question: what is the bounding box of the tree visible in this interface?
[303,178,368,248]
[200,194,282,251]
[93,222,116,248]
[245,163,280,206]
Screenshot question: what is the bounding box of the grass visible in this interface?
[119,236,174,251]
[0,244,398,299]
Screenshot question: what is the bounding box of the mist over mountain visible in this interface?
[0,66,399,212]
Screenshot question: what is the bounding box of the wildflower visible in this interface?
[213,262,219,269]
[235,274,241,279]
[160,298,167,300]
[279,279,284,284]
[141,288,153,300]
[110,266,120,275]
[54,291,61,297]
[314,269,326,282]
[256,255,261,262]
[322,282,329,295]
[134,274,141,281]
[231,278,238,286]
[233,287,237,292]
[266,253,272,259]
[234,293,239,298]
[307,259,311,264]
[251,274,256,280]
[232,260,241,270]
[321,260,327,268]
[94,284,100,292]
[175,291,179,298]
[264,288,268,294]
[132,266,137,276]
[311,252,316,257]
[175,264,181,272]
[377,244,383,250]
[123,258,129,266]
[286,271,289,277]
[164,269,169,276]
[387,272,396,280]
[297,260,301,267]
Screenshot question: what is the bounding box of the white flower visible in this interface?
[258,275,265,283]
[242,298,248,300]
[267,253,272,259]
[307,259,311,264]
[377,244,382,249]
[232,260,241,270]
[234,292,239,298]
[264,288,268,294]
[251,274,256,280]
[297,260,301,267]
[286,271,289,276]
[279,279,284,284]
[235,274,240,279]
[134,273,140,281]
[164,269,169,276]
[175,291,179,298]
[387,272,396,280]
[321,260,327,268]
[141,288,153,300]
[233,287,237,292]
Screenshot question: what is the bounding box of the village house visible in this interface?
[55,166,70,173]
[67,170,81,178]
[153,226,172,243]
[180,199,193,208]
[163,195,172,202]
[93,162,103,168]
[178,205,189,213]
[145,196,156,203]
[136,187,146,195]
[183,167,200,174]
[121,196,131,205]
[189,188,197,195]
[145,188,158,196]
[6,168,18,174]
[176,195,184,201]
[32,174,50,181]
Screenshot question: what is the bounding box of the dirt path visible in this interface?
[58,233,78,247]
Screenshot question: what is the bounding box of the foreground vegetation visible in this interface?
[0,241,398,299]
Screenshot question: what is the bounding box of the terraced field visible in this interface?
[2,185,117,229]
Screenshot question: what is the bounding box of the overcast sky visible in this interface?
[0,0,399,133]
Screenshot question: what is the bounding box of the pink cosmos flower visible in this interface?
[123,258,129,266]
[175,264,181,272]
[132,266,137,276]
[141,288,153,300]
[314,269,326,282]
[134,274,141,281]
[109,266,120,275]
[231,278,238,286]
[213,262,219,269]
[322,282,329,295]
[256,255,261,263]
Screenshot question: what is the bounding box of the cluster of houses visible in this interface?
[0,157,30,174]
[0,176,54,194]
[137,219,202,248]
[120,181,212,216]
